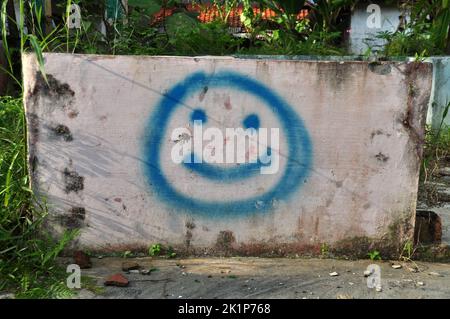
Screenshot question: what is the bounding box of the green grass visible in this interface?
[0,96,78,298]
[422,124,450,178]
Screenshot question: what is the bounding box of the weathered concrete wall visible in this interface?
[23,53,432,255]
[427,57,450,131]
[349,2,402,55]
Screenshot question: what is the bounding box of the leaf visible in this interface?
[27,34,48,85]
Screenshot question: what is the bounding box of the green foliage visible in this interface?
[0,96,78,298]
[377,29,438,57]
[367,250,381,261]
[309,0,357,33]
[400,241,414,261]
[167,245,177,258]
[320,243,329,257]
[148,243,177,258]
[244,29,344,56]
[122,250,133,258]
[166,20,244,56]
[255,0,308,34]
[431,0,450,51]
[376,0,450,56]
[149,243,162,256]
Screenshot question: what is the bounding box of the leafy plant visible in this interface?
[376,0,450,56]
[149,243,162,256]
[400,241,414,261]
[309,0,357,33]
[367,250,381,261]
[258,0,308,35]
[166,20,244,56]
[431,0,450,52]
[320,243,329,257]
[167,245,177,258]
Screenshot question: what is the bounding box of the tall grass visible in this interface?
[0,96,78,298]
[0,0,78,298]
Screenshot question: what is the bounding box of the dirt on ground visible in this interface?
[66,257,450,299]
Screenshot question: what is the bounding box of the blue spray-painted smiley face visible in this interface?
[142,71,312,217]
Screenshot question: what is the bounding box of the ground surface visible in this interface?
[70,257,450,299]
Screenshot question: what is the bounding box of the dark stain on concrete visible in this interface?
[51,124,73,142]
[186,220,196,230]
[30,155,38,174]
[224,96,232,110]
[185,220,196,249]
[63,207,86,229]
[27,113,40,138]
[371,129,391,139]
[216,230,236,252]
[199,86,208,102]
[375,152,389,162]
[401,62,433,172]
[68,110,79,118]
[31,71,75,101]
[185,231,193,248]
[368,62,392,75]
[63,168,84,193]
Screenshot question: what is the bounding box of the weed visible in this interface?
[167,245,177,258]
[80,275,105,295]
[149,243,162,257]
[320,243,329,257]
[419,120,450,207]
[367,250,381,261]
[122,250,133,258]
[400,241,415,261]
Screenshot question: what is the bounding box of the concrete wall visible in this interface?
[349,2,402,55]
[23,53,432,255]
[427,57,450,131]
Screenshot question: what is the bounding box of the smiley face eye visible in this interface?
[243,114,260,130]
[191,109,207,124]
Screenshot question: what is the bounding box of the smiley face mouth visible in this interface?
[183,149,272,181]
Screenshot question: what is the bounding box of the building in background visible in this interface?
[348,1,408,55]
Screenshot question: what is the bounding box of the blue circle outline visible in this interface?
[142,71,312,217]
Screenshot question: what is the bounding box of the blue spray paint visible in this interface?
[243,114,260,130]
[190,109,207,123]
[183,150,272,181]
[142,71,312,217]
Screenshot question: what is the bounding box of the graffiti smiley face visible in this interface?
[142,71,312,217]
